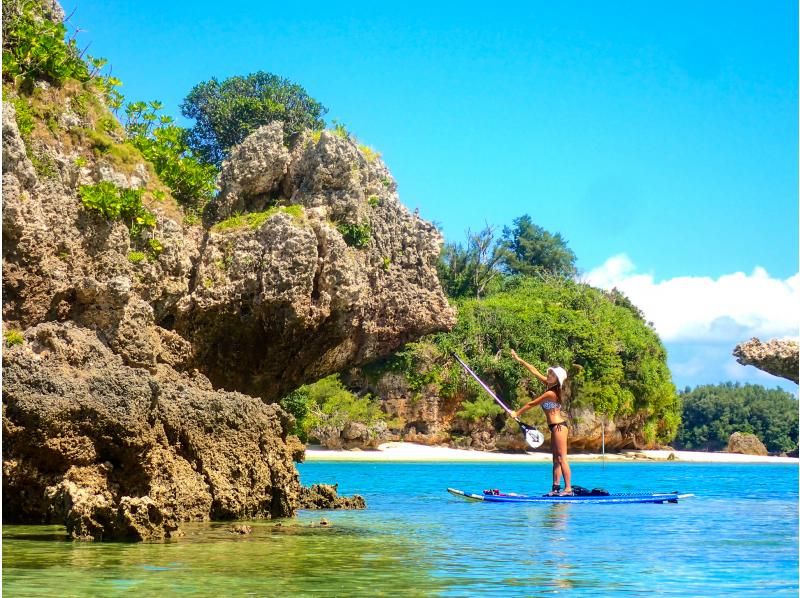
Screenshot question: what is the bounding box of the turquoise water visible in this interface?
[3,461,798,596]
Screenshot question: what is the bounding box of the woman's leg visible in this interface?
[551,431,562,490]
[554,425,571,493]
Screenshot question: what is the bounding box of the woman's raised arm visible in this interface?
[510,349,548,383]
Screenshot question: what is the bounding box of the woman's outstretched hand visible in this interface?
[509,410,518,419]
[510,349,519,361]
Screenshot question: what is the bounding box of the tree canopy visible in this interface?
[181,71,328,166]
[501,214,577,277]
[675,383,798,453]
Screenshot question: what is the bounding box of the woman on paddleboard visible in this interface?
[509,350,572,496]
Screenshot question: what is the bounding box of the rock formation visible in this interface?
[3,323,300,540]
[176,123,455,400]
[2,4,454,539]
[726,432,768,456]
[298,484,366,510]
[733,338,799,383]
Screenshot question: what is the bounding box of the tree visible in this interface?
[437,224,508,299]
[181,71,328,166]
[501,214,577,278]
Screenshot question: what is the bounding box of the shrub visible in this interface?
[337,222,371,248]
[3,329,25,347]
[79,182,162,256]
[181,71,328,166]
[457,395,503,422]
[2,0,91,87]
[299,375,387,443]
[127,251,146,264]
[124,100,217,212]
[368,195,381,208]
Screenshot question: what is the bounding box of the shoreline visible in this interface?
[305,442,800,464]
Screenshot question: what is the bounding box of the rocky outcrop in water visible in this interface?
[177,124,454,400]
[3,323,300,540]
[733,338,799,383]
[298,484,366,510]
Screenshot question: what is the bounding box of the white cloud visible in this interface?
[585,254,800,343]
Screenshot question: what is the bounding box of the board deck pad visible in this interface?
[447,488,694,504]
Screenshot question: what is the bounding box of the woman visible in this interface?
[509,350,572,496]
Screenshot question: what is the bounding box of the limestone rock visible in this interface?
[297,484,366,510]
[733,338,799,383]
[177,127,455,400]
[2,323,301,540]
[726,432,768,456]
[214,122,291,221]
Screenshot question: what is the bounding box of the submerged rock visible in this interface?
[298,483,366,510]
[733,338,799,383]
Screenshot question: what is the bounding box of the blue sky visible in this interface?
[60,0,798,391]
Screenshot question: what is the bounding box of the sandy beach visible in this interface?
[305,441,799,464]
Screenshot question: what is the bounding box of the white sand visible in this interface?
[305,441,799,464]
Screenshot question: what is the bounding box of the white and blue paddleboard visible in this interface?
[447,488,694,505]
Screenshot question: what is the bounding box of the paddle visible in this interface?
[452,353,544,449]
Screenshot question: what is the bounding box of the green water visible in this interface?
[4,461,799,596]
[4,517,441,596]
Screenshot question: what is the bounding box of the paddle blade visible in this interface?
[525,428,544,449]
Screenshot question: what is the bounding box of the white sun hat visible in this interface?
[547,366,568,387]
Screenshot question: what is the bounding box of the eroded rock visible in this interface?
[733,338,799,383]
[298,483,366,510]
[2,323,301,540]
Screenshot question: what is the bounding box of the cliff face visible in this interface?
[359,373,665,452]
[733,338,799,384]
[2,13,453,538]
[176,123,455,400]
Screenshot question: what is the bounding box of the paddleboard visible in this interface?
[447,488,694,504]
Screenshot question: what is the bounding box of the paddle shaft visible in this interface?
[452,354,518,422]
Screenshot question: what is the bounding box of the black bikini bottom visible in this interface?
[548,421,568,432]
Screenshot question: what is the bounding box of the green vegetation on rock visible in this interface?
[280,374,388,444]
[675,383,798,453]
[368,276,680,445]
[212,205,305,232]
[3,329,25,347]
[2,0,91,87]
[337,222,371,248]
[124,101,217,212]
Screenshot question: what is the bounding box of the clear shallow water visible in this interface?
[3,461,798,596]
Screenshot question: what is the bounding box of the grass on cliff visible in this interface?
[212,205,305,232]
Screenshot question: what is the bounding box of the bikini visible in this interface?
[542,391,568,431]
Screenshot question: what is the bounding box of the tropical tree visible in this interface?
[437,224,508,299]
[500,214,577,278]
[181,71,328,166]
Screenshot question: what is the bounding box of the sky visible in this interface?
[60,0,799,392]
